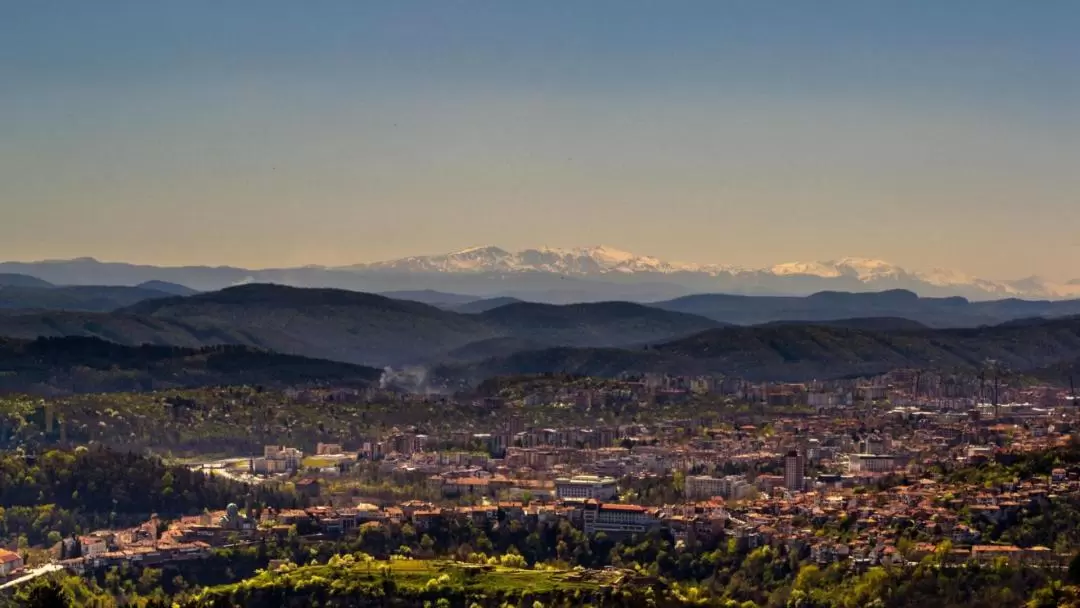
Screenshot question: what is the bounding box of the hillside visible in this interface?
[451,296,525,313]
[435,316,1080,384]
[119,284,499,366]
[0,273,53,288]
[0,284,176,311]
[653,289,1080,328]
[136,280,198,296]
[0,336,382,394]
[759,317,930,332]
[379,289,480,307]
[474,301,723,346]
[0,285,728,367]
[441,337,553,363]
[4,283,1080,379]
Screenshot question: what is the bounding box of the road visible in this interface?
[188,458,269,484]
[0,564,64,591]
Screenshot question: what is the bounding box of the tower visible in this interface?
[784,449,805,492]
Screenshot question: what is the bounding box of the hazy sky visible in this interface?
[2,2,1078,279]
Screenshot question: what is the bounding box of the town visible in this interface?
[6,367,1078,598]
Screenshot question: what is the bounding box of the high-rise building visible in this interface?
[784,449,805,492]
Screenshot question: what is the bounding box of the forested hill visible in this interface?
[0,284,721,366]
[0,336,383,394]
[435,315,1080,385]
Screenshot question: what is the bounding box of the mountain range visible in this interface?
[0,284,725,367]
[432,316,1080,386]
[0,281,1079,391]
[3,247,1078,302]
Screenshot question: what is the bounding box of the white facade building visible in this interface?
[582,503,658,536]
[847,453,898,474]
[555,475,618,500]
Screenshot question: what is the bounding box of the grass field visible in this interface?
[199,558,629,598]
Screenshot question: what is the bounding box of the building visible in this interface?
[555,475,618,500]
[685,475,727,500]
[315,443,343,455]
[255,445,303,474]
[0,549,23,577]
[79,535,109,558]
[847,453,899,474]
[784,450,805,492]
[685,475,751,500]
[581,502,658,536]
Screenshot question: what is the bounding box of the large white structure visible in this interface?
[847,453,898,474]
[685,475,726,500]
[253,445,303,474]
[582,502,658,536]
[555,475,618,500]
[685,475,752,500]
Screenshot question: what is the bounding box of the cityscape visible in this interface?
[2,1,1078,607]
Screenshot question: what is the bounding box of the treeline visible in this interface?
[0,447,301,547]
[0,335,381,394]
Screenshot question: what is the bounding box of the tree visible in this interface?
[17,578,72,608]
[1068,552,1080,585]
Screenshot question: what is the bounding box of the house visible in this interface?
[316,443,344,455]
[0,549,23,577]
[971,545,1023,565]
[79,536,109,558]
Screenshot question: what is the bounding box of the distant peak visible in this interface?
[334,246,1079,299]
[449,245,508,256]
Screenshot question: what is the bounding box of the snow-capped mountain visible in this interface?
[2,248,1073,303]
[344,246,1080,300]
[350,245,735,275]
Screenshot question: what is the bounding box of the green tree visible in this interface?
[16,578,72,608]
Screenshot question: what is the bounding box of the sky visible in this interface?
[1,2,1078,280]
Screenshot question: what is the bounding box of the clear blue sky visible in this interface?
[2,1,1077,279]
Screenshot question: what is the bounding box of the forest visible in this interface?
[0,447,300,548]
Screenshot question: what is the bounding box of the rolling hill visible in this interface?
[0,336,382,394]
[0,273,54,288]
[378,289,480,307]
[118,284,499,365]
[0,284,179,312]
[451,296,525,314]
[433,316,1080,385]
[0,285,725,367]
[652,289,1080,328]
[136,280,199,296]
[3,283,1080,384]
[473,301,722,346]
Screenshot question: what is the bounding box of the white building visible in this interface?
[555,475,618,500]
[582,503,658,536]
[0,549,23,576]
[255,445,303,474]
[316,443,343,455]
[847,453,898,474]
[685,475,726,500]
[686,475,751,500]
